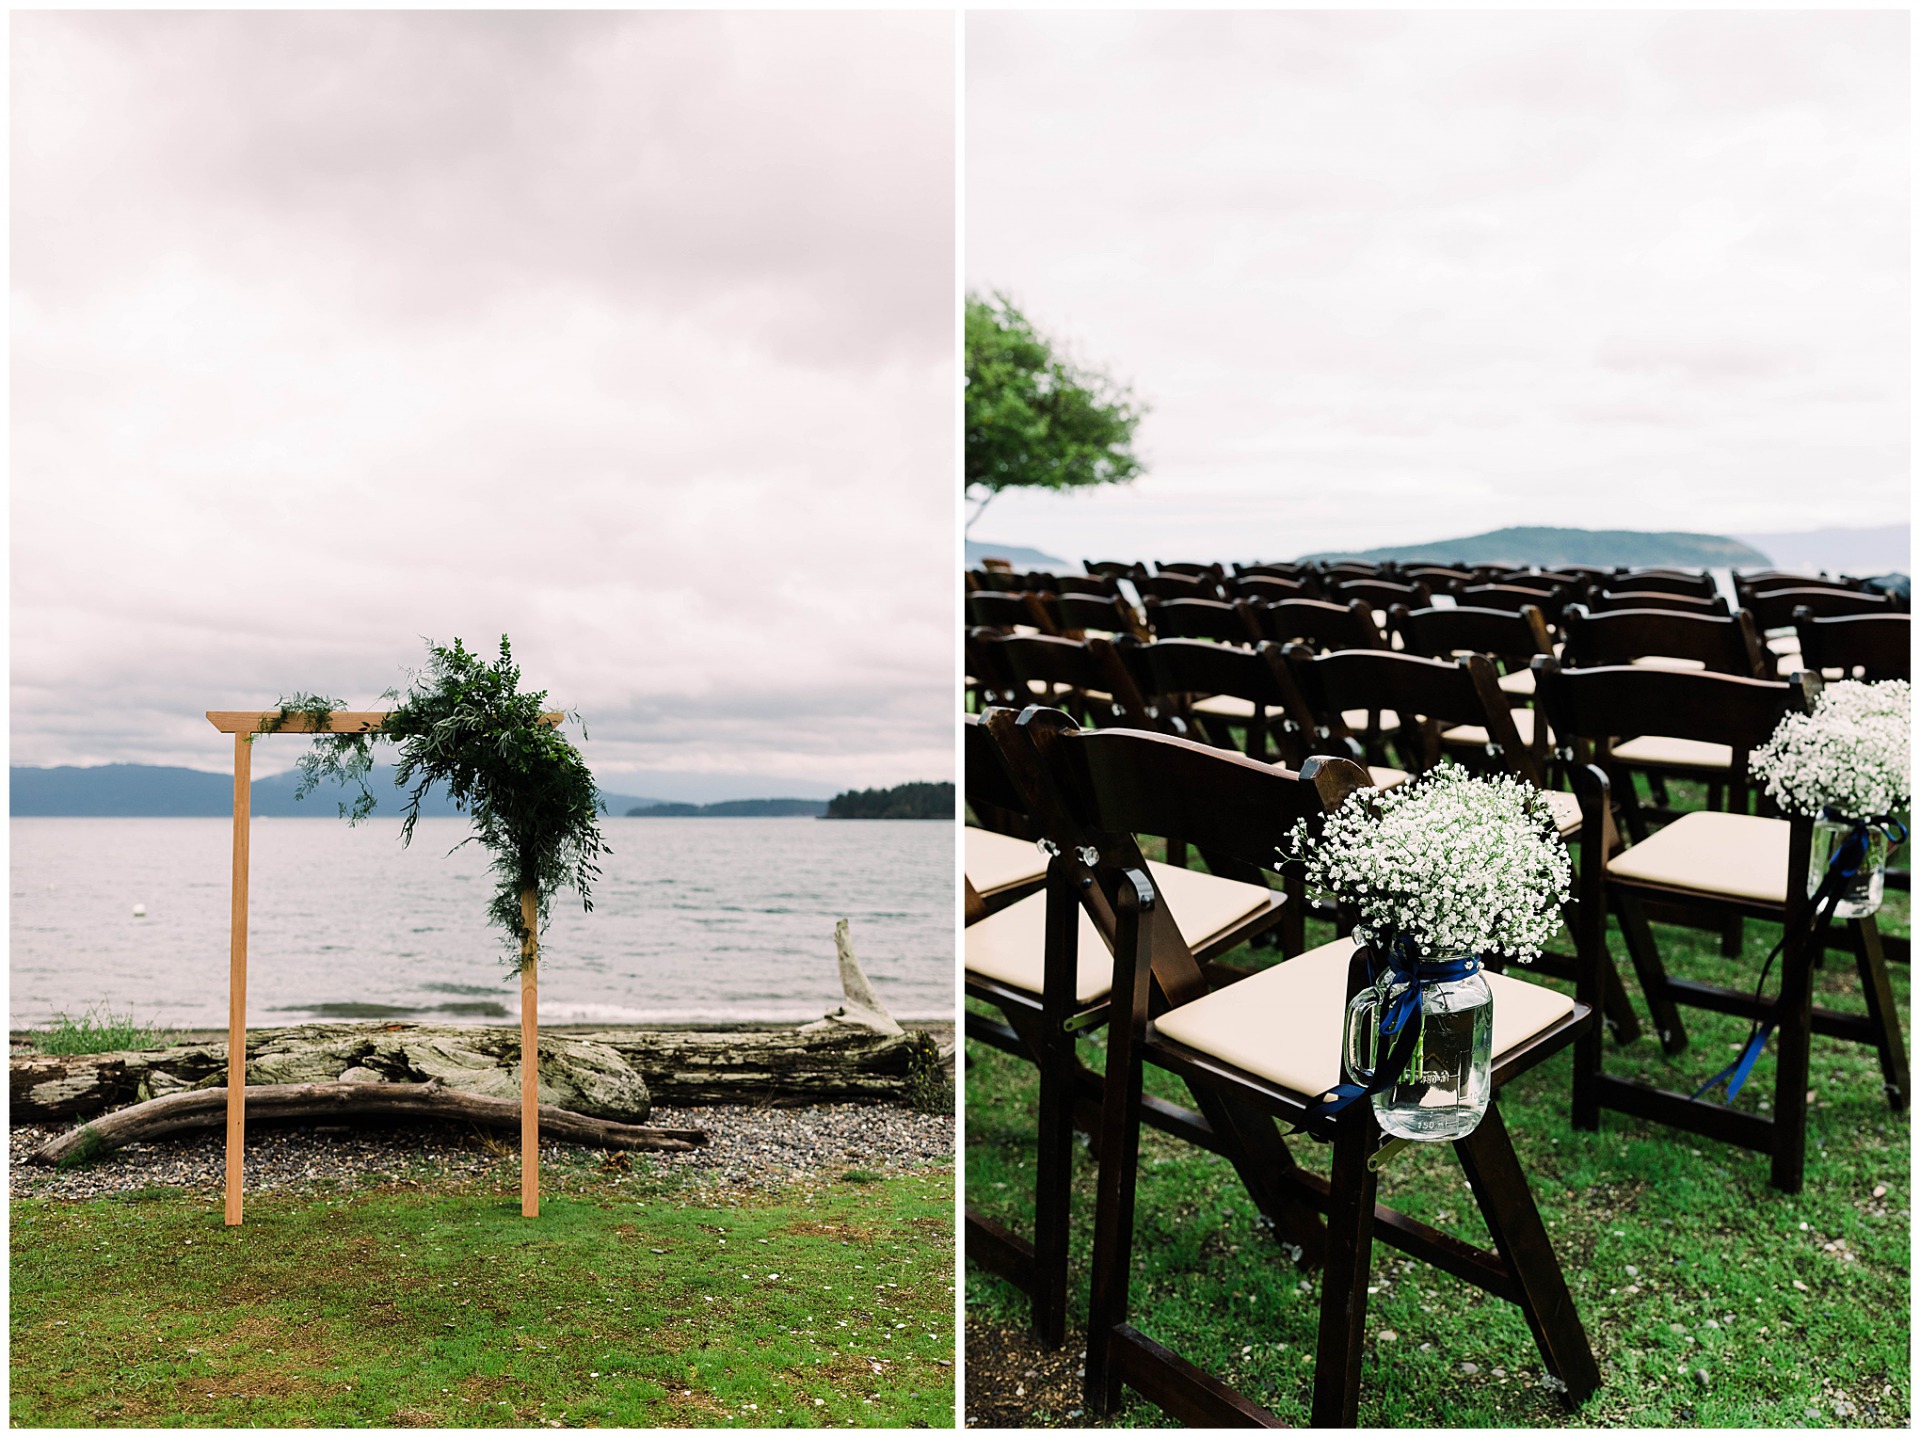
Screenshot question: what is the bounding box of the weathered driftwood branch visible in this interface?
[29,1081,708,1166]
[11,918,944,1122]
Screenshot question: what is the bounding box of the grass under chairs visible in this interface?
[1535,661,1908,1194]
[993,712,1598,1426]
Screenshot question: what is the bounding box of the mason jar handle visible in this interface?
[1343,986,1380,1086]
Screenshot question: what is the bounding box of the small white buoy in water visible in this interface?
[133,904,147,918]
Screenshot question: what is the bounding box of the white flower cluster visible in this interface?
[1280,764,1572,963]
[1749,679,1911,821]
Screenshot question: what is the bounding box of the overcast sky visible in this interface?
[967,11,1908,565]
[13,11,954,800]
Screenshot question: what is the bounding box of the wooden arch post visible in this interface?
[207,708,564,1227]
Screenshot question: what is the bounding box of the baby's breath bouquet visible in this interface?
[1284,764,1572,964]
[1749,678,1909,920]
[1282,764,1572,1142]
[1748,679,1910,823]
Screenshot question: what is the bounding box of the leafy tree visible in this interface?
[965,292,1145,531]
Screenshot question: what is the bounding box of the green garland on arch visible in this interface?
[261,636,607,972]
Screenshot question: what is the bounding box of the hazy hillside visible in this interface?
[1731,525,1909,577]
[1298,526,1770,570]
[966,539,1070,571]
[10,763,660,818]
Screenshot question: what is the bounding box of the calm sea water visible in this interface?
[10,817,955,1030]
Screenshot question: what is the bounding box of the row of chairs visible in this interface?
[965,651,1908,1424]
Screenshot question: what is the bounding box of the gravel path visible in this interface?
[9,1102,953,1203]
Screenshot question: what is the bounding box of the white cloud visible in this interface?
[13,11,956,791]
[967,11,1907,563]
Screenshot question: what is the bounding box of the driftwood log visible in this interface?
[12,919,945,1124]
[28,1081,709,1166]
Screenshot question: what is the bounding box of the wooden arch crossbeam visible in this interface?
[207,708,564,1226]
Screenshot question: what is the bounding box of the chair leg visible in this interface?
[1030,1016,1078,1348]
[1191,1087,1327,1268]
[1851,917,1909,1113]
[1455,1102,1601,1404]
[1310,1116,1378,1428]
[1770,939,1815,1195]
[1084,1006,1148,1416]
[1613,892,1689,1055]
[1563,900,1641,1045]
[1720,912,1744,959]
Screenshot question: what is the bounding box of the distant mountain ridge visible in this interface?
[967,539,1071,571]
[1298,526,1770,569]
[9,763,661,818]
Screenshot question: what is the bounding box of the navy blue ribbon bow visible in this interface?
[1301,935,1481,1132]
[1693,813,1907,1104]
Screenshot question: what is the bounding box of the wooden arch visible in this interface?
[207,708,563,1226]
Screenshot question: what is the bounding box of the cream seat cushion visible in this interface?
[1367,765,1413,789]
[1153,935,1577,1097]
[1441,707,1543,749]
[965,826,1047,897]
[1497,669,1536,697]
[1188,694,1399,737]
[1629,654,1708,673]
[1541,789,1582,834]
[1605,810,1788,904]
[1190,693,1272,720]
[1342,707,1402,735]
[1609,735,1733,770]
[1026,679,1114,705]
[965,860,1277,1004]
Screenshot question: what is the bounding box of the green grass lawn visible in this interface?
[965,787,1912,1427]
[13,1159,954,1428]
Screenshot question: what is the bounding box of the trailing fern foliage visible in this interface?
[265,637,606,972]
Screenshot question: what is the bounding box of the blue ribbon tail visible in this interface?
[1691,1024,1773,1103]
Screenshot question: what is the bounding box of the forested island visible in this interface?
[624,798,827,817]
[824,781,953,820]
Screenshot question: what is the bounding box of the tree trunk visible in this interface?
[28,1081,707,1166]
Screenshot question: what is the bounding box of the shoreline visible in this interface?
[10,1017,955,1054]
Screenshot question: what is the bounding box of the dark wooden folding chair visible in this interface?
[1156,561,1226,580]
[965,709,1312,1347]
[1047,591,1152,644]
[1142,595,1261,645]
[1049,571,1125,598]
[1002,713,1598,1425]
[1792,609,1910,684]
[1086,559,1147,581]
[1285,644,1641,1043]
[968,590,1057,634]
[965,712,1049,921]
[1402,564,1480,590]
[1558,605,1770,842]
[1589,588,1730,618]
[1392,601,1555,707]
[1609,569,1718,600]
[1137,571,1226,603]
[1330,577,1433,617]
[1235,561,1320,587]
[1223,574,1316,604]
[1458,582,1576,627]
[1534,660,1909,1192]
[972,630,1156,729]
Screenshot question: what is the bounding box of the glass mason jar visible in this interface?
[1343,955,1493,1141]
[1810,813,1890,921]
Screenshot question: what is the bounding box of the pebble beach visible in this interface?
[8,1021,955,1203]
